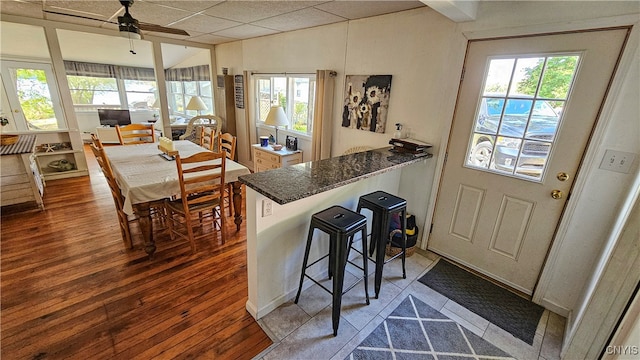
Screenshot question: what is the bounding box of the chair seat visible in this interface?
[166,196,221,214]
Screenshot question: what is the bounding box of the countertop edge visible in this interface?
[239,148,431,205]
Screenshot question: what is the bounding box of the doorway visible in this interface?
[429,28,629,295]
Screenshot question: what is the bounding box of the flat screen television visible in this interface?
[98,109,131,127]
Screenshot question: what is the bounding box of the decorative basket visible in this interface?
[0,134,19,146]
[386,243,416,257]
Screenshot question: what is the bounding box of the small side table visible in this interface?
[252,144,302,173]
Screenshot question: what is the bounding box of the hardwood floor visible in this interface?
[1,145,272,359]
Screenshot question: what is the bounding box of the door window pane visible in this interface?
[12,68,63,130]
[483,59,514,96]
[466,54,579,181]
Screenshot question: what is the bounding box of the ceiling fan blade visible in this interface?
[138,23,189,36]
[43,10,117,25]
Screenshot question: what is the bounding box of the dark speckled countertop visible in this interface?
[239,146,432,205]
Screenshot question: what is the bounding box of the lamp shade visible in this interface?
[264,106,289,127]
[186,96,208,111]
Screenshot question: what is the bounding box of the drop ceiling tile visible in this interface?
[144,0,223,13]
[214,24,280,39]
[126,1,193,26]
[202,1,322,23]
[252,7,346,32]
[45,1,123,19]
[0,1,45,18]
[314,1,426,20]
[188,33,237,45]
[170,13,242,33]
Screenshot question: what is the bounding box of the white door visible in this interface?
[0,61,67,131]
[429,29,628,294]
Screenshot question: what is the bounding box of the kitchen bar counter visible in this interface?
[239,147,431,205]
[241,146,432,320]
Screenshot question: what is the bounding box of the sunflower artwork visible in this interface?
[342,75,392,133]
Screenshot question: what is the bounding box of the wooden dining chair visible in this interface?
[218,133,237,217]
[180,114,222,146]
[90,133,103,149]
[116,123,156,145]
[165,151,226,252]
[200,126,217,151]
[90,142,134,249]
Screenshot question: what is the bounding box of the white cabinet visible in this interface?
[33,131,89,181]
[1,135,44,210]
[252,144,302,173]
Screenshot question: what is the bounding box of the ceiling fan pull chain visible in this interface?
[129,37,136,55]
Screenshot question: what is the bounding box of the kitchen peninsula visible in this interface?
[239,147,432,320]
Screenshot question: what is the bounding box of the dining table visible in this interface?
[103,140,251,257]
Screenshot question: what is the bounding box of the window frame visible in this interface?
[253,73,316,136]
[167,80,213,118]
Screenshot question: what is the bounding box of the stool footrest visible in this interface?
[302,273,367,297]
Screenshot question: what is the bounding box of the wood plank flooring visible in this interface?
[1,145,272,359]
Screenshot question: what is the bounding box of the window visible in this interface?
[124,80,157,109]
[67,75,119,107]
[254,74,316,135]
[466,55,579,181]
[167,80,213,117]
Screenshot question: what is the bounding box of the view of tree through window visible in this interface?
[255,74,315,135]
[67,76,119,106]
[14,68,59,130]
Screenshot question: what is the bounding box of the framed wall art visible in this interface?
[342,75,392,133]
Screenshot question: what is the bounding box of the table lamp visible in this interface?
[186,96,207,115]
[264,106,288,145]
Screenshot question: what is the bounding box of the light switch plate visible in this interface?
[599,149,636,174]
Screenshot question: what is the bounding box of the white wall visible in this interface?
[216,0,640,335]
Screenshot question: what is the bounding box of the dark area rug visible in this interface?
[346,294,514,360]
[418,259,544,345]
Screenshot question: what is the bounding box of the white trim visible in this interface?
[533,21,639,304]
[462,14,640,40]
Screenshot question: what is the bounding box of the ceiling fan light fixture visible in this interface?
[118,16,142,40]
[119,27,142,40]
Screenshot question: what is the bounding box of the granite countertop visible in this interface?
[239,146,432,205]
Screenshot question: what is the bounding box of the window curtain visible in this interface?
[63,60,155,81]
[311,70,337,161]
[164,65,210,81]
[64,61,209,81]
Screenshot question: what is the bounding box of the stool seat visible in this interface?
[312,205,367,234]
[358,191,407,212]
[357,191,407,299]
[294,205,369,336]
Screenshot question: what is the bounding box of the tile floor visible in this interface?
[254,249,565,360]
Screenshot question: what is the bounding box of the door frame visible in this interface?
[421,15,639,315]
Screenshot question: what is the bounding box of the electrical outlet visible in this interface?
[262,199,273,217]
[599,149,636,174]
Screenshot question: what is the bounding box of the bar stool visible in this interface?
[294,205,370,336]
[357,191,407,299]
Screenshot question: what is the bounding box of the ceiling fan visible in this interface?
[43,0,189,39]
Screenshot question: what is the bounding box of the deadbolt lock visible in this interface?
[551,190,563,199]
[557,172,569,181]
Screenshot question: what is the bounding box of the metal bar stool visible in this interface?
[294,205,370,336]
[357,190,407,299]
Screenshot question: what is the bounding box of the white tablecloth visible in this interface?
[104,140,250,215]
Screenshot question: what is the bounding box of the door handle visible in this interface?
[557,172,569,181]
[551,190,563,199]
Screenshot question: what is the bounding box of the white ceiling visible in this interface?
[0,0,430,45]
